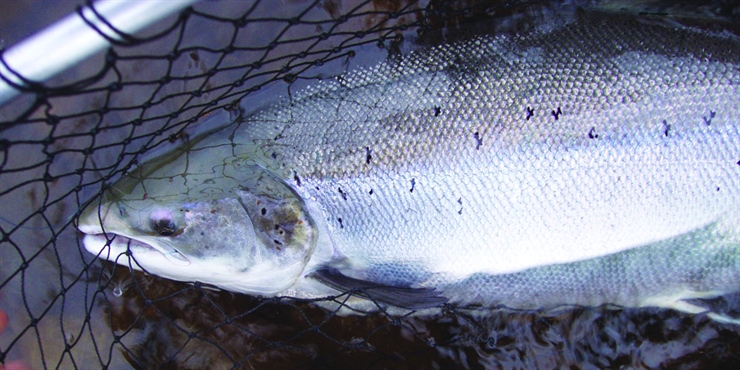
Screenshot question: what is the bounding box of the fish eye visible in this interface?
[152,217,177,236]
[149,209,178,236]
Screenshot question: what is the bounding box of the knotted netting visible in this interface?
[2,0,740,368]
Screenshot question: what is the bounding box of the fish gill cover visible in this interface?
[2,0,740,369]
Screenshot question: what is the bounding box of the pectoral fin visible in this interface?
[309,267,448,310]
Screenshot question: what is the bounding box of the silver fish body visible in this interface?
[78,12,740,320]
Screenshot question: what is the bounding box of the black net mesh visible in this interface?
[2,0,740,368]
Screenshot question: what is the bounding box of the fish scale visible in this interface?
[78,11,740,320]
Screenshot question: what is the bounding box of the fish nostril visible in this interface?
[117,203,127,218]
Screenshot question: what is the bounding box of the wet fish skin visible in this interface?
[78,12,740,319]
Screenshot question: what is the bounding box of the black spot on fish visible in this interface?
[588,127,599,139]
[526,107,534,120]
[410,178,416,193]
[338,217,344,229]
[717,187,721,191]
[551,107,562,120]
[365,147,372,165]
[457,197,463,215]
[369,189,374,195]
[703,111,716,125]
[663,120,671,137]
[473,132,482,150]
[338,187,347,200]
[293,171,302,187]
[434,106,441,117]
[273,239,283,245]
[271,152,278,159]
[261,208,267,215]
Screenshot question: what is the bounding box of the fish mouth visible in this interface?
[79,224,191,267]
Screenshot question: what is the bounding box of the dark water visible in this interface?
[98,267,740,369]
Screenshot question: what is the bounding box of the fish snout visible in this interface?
[77,200,113,235]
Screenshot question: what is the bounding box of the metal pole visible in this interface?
[0,0,199,107]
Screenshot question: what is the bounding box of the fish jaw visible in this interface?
[81,231,311,295]
[81,233,189,267]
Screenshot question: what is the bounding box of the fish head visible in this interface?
[78,149,318,296]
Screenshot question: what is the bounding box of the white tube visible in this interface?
[0,0,199,107]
